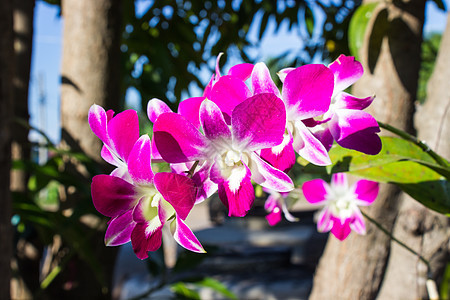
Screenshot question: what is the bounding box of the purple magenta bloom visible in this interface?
[91,135,205,260]
[251,62,335,170]
[302,173,379,240]
[310,55,382,154]
[89,104,140,182]
[263,188,298,226]
[147,98,219,203]
[153,93,294,217]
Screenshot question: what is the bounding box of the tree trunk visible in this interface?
[58,0,123,298]
[0,0,14,298]
[309,1,425,299]
[377,13,450,299]
[10,1,37,298]
[61,0,123,161]
[11,0,34,191]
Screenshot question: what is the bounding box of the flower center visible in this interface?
[327,187,356,220]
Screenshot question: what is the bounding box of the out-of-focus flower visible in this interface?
[302,173,379,240]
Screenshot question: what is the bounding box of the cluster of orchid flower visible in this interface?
[89,54,380,259]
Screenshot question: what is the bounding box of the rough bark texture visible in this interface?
[0,0,14,298]
[10,2,37,298]
[377,13,450,299]
[61,0,122,161]
[59,0,123,298]
[309,1,425,299]
[10,0,34,192]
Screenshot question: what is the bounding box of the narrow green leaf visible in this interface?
[195,277,238,300]
[348,2,379,59]
[171,282,200,300]
[304,5,314,37]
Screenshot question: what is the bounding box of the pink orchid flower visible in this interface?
[91,134,205,260]
[302,173,379,240]
[88,104,140,182]
[297,55,381,155]
[147,98,218,204]
[251,62,335,171]
[263,187,298,226]
[153,93,294,217]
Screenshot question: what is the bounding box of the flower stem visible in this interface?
[187,161,200,178]
[378,121,449,168]
[361,210,432,273]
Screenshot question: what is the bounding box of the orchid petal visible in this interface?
[110,166,132,183]
[210,75,252,119]
[302,179,329,205]
[200,99,232,141]
[153,172,196,220]
[292,120,331,166]
[282,64,334,120]
[150,135,164,162]
[215,164,255,217]
[101,145,117,166]
[277,67,294,83]
[228,63,254,81]
[173,216,206,253]
[191,162,218,204]
[328,55,363,95]
[251,62,281,97]
[232,93,286,151]
[331,173,348,188]
[178,96,205,128]
[260,132,296,173]
[91,175,137,217]
[108,110,140,161]
[317,208,333,232]
[88,104,109,143]
[266,209,282,226]
[349,209,366,235]
[128,135,154,184]
[329,109,382,155]
[147,98,173,123]
[334,92,375,110]
[203,75,215,99]
[131,224,163,260]
[310,125,334,152]
[105,211,135,246]
[106,109,115,121]
[353,180,379,206]
[249,152,294,192]
[153,112,208,163]
[330,216,352,241]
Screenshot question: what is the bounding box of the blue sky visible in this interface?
[29,1,449,143]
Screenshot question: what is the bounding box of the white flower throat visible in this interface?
[327,184,357,220]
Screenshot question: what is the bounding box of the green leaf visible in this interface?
[348,2,379,59]
[171,282,200,300]
[195,277,238,300]
[304,5,314,37]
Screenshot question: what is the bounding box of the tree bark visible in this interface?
[0,0,14,298]
[59,0,123,298]
[309,1,425,299]
[10,2,37,298]
[377,13,450,299]
[11,0,34,192]
[61,0,123,161]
